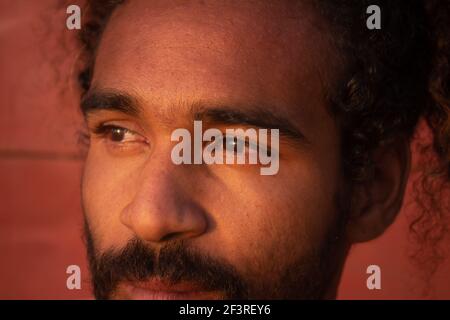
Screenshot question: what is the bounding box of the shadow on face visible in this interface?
[80,0,410,299]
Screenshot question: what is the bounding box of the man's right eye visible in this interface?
[92,124,149,152]
[102,126,133,142]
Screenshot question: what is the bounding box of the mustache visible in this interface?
[84,222,247,299]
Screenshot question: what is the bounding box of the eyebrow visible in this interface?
[81,89,142,117]
[194,108,307,144]
[81,89,308,144]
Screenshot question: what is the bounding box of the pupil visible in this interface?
[111,128,125,141]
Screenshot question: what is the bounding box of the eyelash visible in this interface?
[93,124,123,136]
[221,136,253,152]
[93,124,122,139]
[207,135,273,157]
[92,124,148,147]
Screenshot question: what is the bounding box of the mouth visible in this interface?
[114,278,224,300]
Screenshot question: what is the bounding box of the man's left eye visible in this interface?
[223,135,257,154]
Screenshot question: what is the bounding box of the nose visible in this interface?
[120,161,208,244]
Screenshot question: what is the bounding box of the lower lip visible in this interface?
[118,283,222,300]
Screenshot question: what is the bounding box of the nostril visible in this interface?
[159,232,183,242]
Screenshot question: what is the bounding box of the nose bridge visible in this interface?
[120,150,207,243]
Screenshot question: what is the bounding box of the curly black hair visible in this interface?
[76,0,450,281]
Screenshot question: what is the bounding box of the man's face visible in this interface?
[81,0,347,299]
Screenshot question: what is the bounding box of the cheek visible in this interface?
[81,146,138,251]
[202,150,341,277]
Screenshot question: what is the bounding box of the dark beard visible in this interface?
[84,222,247,299]
[83,215,345,300]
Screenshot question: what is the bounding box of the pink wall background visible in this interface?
[0,0,449,299]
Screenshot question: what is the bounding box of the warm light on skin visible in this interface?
[81,0,410,299]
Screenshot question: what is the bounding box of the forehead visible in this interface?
[92,0,338,122]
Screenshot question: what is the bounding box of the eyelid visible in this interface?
[93,123,129,135]
[92,122,149,145]
[92,119,143,135]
